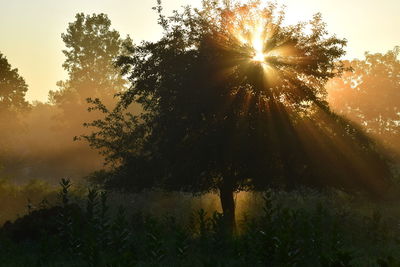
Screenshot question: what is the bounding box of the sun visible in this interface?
[224,4,299,75]
[252,52,265,62]
[251,36,266,62]
[229,14,269,64]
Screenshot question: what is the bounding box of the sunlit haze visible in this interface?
[0,0,398,102]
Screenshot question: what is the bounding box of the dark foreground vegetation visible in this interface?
[1,179,400,267]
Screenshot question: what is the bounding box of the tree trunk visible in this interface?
[219,181,236,234]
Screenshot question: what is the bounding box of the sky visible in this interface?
[0,0,399,102]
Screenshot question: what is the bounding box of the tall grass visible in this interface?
[1,180,400,266]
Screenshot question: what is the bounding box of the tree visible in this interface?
[0,52,29,141]
[49,13,132,125]
[25,13,136,180]
[327,47,400,153]
[0,13,133,183]
[0,52,29,113]
[0,52,29,175]
[83,1,391,232]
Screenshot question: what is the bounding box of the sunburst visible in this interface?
[231,17,270,65]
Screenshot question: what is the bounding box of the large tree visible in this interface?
[84,1,391,231]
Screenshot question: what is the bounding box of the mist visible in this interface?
[0,102,104,183]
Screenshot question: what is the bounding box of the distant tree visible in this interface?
[49,13,131,124]
[0,52,29,171]
[0,13,132,182]
[83,1,391,231]
[0,53,29,113]
[327,47,400,153]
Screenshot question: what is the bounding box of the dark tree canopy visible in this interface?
[84,1,392,229]
[0,53,29,113]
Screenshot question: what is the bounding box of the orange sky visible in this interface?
[0,0,398,102]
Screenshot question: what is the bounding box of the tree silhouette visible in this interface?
[83,1,392,232]
[36,13,136,181]
[0,52,29,113]
[0,52,29,175]
[0,14,134,183]
[49,13,132,125]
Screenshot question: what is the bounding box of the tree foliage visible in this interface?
[49,13,131,121]
[328,47,400,153]
[0,52,29,159]
[0,53,29,113]
[0,14,132,183]
[83,1,392,229]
